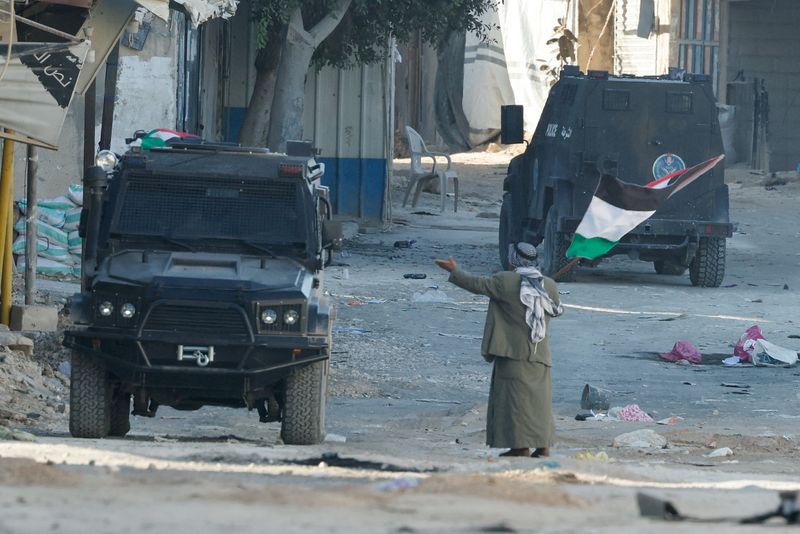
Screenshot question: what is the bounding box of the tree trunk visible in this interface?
[265,49,314,151]
[263,0,353,152]
[266,10,315,151]
[239,46,282,147]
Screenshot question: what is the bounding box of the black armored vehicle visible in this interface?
[499,66,733,286]
[65,140,341,444]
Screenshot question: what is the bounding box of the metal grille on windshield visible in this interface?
[113,174,304,245]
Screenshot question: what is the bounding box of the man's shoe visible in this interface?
[500,448,531,457]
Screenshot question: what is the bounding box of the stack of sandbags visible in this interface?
[14,183,83,278]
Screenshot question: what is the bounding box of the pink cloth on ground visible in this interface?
[659,340,702,364]
[617,404,653,422]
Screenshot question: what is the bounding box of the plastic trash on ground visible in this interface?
[735,325,765,362]
[751,339,798,367]
[659,340,702,364]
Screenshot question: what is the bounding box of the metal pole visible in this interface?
[82,82,95,293]
[99,43,120,151]
[0,132,14,325]
[84,80,96,172]
[24,145,37,305]
[2,207,11,325]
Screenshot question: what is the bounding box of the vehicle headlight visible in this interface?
[95,150,118,172]
[284,309,299,326]
[260,308,277,325]
[120,303,136,319]
[98,301,114,317]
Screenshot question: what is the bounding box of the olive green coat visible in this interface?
[447,269,560,365]
[447,268,561,449]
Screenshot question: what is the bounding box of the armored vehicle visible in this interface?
[499,67,733,286]
[65,140,341,444]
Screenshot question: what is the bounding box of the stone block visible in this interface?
[10,305,59,332]
[0,332,34,356]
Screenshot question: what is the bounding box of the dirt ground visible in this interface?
[2,151,800,533]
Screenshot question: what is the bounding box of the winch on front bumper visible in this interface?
[63,297,332,393]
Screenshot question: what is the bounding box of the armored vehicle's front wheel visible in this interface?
[69,351,110,438]
[690,237,726,287]
[540,208,575,282]
[654,260,687,276]
[109,393,131,437]
[281,360,327,445]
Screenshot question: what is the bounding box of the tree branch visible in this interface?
[309,0,352,47]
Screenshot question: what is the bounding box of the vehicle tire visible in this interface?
[539,208,574,281]
[654,260,687,276]
[281,360,327,445]
[109,392,131,437]
[690,237,726,287]
[69,351,110,438]
[499,193,512,270]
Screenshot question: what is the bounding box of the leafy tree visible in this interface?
[239,0,497,149]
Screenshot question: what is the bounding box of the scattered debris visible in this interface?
[751,339,798,367]
[723,356,744,366]
[393,240,417,249]
[403,273,427,279]
[324,433,347,443]
[0,425,37,442]
[660,340,702,364]
[734,325,764,363]
[705,447,734,458]
[610,404,653,423]
[575,451,609,461]
[613,429,667,449]
[656,416,683,425]
[682,382,696,386]
[580,384,611,411]
[720,383,750,389]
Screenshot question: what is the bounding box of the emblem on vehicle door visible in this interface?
[177,345,215,367]
[652,153,686,179]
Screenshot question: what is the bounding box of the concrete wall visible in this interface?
[10,16,179,201]
[726,0,800,171]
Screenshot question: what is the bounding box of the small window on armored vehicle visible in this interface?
[667,92,693,114]
[602,90,630,111]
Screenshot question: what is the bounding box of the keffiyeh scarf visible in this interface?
[508,243,564,343]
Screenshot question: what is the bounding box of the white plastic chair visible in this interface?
[402,126,459,212]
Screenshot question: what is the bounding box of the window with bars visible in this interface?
[677,0,720,93]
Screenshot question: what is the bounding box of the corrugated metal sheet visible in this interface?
[614,0,659,76]
[303,62,390,222]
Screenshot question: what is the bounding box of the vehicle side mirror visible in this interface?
[322,220,343,250]
[501,105,525,144]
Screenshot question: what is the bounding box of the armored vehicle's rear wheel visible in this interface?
[540,208,574,282]
[499,193,512,269]
[109,393,131,437]
[281,360,327,445]
[690,237,726,287]
[69,351,110,438]
[654,260,687,276]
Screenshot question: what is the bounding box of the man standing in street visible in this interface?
[435,243,563,457]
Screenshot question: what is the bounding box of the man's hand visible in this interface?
[434,257,457,272]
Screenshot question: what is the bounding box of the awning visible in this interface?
[0,0,238,148]
[0,41,91,148]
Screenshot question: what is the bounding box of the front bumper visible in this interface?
[63,327,330,390]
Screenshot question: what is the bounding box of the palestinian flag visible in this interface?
[131,128,200,150]
[566,155,725,260]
